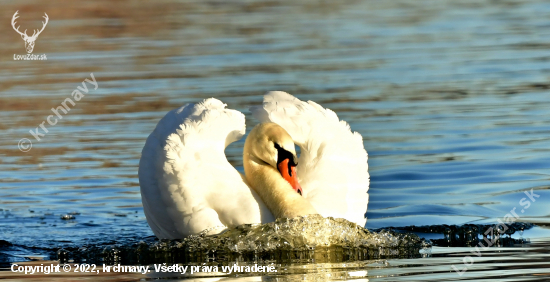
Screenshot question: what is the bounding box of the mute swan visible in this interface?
[139,91,369,239]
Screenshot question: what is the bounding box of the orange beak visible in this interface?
[277,158,303,195]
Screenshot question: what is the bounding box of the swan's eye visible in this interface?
[274,143,297,168]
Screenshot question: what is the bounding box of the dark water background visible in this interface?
[1,0,550,280]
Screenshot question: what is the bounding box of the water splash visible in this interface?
[193,215,421,252]
[57,215,427,264]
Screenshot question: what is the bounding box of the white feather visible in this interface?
[250,91,370,227]
[139,98,273,239]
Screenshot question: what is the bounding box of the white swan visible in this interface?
[139,91,369,239]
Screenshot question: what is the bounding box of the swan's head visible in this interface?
[245,123,302,195]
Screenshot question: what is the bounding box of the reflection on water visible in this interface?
[1,0,550,280]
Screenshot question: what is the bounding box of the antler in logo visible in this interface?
[12,11,49,53]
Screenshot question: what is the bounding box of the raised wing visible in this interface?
[250,91,369,227]
[139,98,273,239]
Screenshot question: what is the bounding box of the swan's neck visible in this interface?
[244,155,317,219]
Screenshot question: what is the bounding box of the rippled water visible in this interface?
[1,0,550,280]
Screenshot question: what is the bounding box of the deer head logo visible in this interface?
[11,11,49,53]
